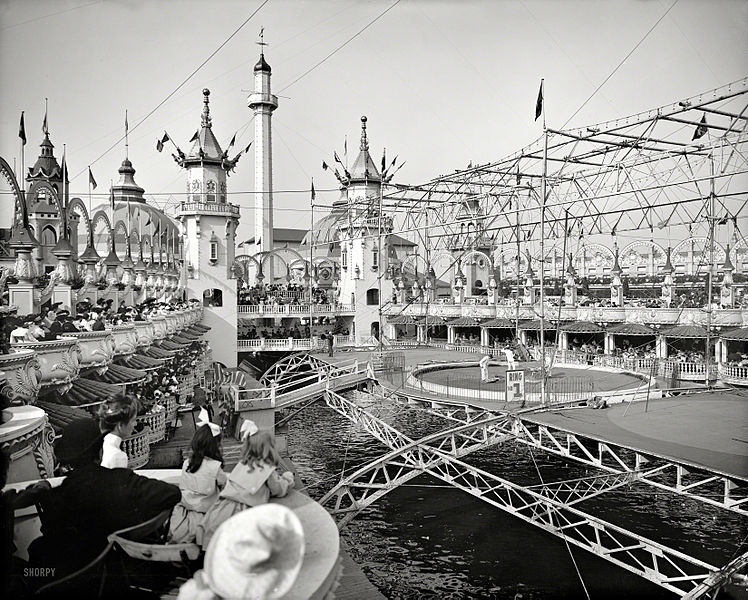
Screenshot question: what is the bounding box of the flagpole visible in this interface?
[87,167,91,214]
[125,109,129,160]
[309,180,314,344]
[539,78,548,407]
[19,129,25,196]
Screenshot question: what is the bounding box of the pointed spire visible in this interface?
[201,89,212,129]
[360,116,369,151]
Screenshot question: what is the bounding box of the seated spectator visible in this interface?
[177,504,304,600]
[28,418,180,583]
[98,394,138,469]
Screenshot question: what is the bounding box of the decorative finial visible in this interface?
[201,89,211,128]
[360,115,368,151]
[257,27,267,55]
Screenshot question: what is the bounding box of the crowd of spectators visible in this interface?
[238,283,331,306]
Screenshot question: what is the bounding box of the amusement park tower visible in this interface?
[176,89,242,367]
[247,44,278,277]
[338,117,394,343]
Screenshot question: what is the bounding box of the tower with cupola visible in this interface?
[336,117,394,343]
[175,89,243,367]
[247,45,278,274]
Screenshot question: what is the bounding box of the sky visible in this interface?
[1,0,746,244]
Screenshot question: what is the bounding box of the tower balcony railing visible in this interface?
[237,303,355,317]
[178,201,240,218]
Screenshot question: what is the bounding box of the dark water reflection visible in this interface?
[286,399,746,599]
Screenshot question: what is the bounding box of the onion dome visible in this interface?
[112,158,145,203]
[254,52,271,73]
[349,116,380,183]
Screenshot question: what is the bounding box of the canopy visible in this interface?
[117,354,165,371]
[480,318,515,329]
[661,325,708,338]
[142,346,176,360]
[386,315,418,325]
[720,327,748,341]
[518,319,554,331]
[561,321,604,334]
[419,315,447,325]
[88,363,148,386]
[37,400,95,434]
[56,377,121,406]
[448,316,484,327]
[607,323,656,336]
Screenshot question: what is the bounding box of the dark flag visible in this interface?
[322,161,329,171]
[42,101,48,134]
[156,132,169,152]
[19,112,26,145]
[189,130,199,143]
[692,113,708,140]
[381,149,386,174]
[311,179,316,201]
[109,186,115,211]
[535,79,544,122]
[244,141,252,154]
[88,167,97,190]
[334,151,343,165]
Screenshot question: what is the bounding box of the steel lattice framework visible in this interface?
[344,79,748,256]
[322,389,720,596]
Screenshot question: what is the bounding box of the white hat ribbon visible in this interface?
[240,419,259,440]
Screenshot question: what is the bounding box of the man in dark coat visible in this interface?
[29,418,180,588]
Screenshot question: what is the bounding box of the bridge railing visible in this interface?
[237,338,325,351]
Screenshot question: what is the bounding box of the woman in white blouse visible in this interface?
[98,393,138,469]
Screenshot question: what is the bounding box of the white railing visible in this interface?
[719,363,748,384]
[237,303,354,316]
[237,338,324,351]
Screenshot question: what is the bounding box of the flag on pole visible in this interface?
[189,130,199,143]
[125,110,129,134]
[322,161,329,171]
[109,186,115,212]
[344,137,347,159]
[228,133,237,149]
[42,100,48,134]
[334,151,343,165]
[535,80,544,122]
[19,112,26,145]
[61,148,67,188]
[311,179,316,201]
[244,141,252,154]
[381,149,386,174]
[692,113,708,140]
[156,132,169,152]
[88,167,97,190]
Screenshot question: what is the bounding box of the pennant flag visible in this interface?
[334,151,343,165]
[228,133,237,149]
[125,110,129,134]
[189,130,199,143]
[19,111,26,145]
[535,79,544,122]
[322,161,329,171]
[88,167,97,190]
[109,186,115,211]
[61,148,67,185]
[344,137,348,159]
[244,141,252,154]
[311,179,316,201]
[42,100,48,134]
[692,113,708,140]
[381,149,386,174]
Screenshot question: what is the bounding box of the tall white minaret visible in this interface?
[247,38,277,278]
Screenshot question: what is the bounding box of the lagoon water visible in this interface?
[287,397,745,599]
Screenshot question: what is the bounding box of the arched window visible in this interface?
[41,225,57,246]
[366,288,379,305]
[206,180,217,203]
[203,288,223,307]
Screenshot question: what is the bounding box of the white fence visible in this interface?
[237,303,354,316]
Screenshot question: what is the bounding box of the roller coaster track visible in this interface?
[322,389,721,597]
